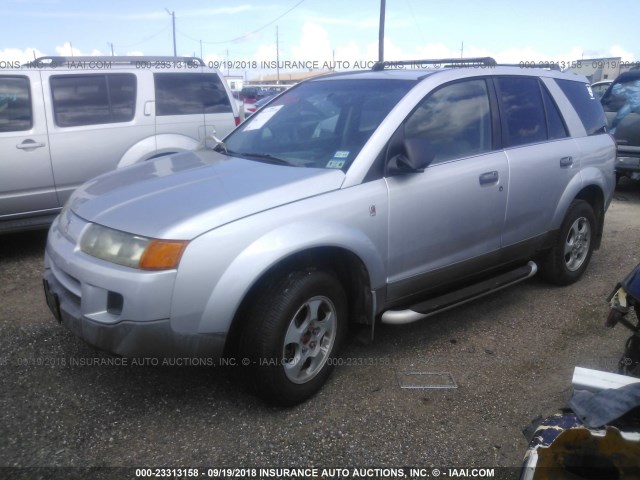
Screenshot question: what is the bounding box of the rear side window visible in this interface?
[50,74,136,127]
[155,73,232,116]
[495,77,547,147]
[555,78,607,135]
[0,76,32,132]
[404,79,492,163]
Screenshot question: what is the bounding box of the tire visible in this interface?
[239,269,347,406]
[539,200,596,286]
[619,334,640,377]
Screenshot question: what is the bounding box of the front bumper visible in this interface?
[43,214,226,358]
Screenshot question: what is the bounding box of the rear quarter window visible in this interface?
[555,78,607,136]
[155,73,232,116]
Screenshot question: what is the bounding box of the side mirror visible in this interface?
[387,137,435,175]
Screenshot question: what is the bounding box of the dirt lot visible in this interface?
[1,180,639,478]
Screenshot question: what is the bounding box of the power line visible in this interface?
[115,25,171,49]
[177,0,305,45]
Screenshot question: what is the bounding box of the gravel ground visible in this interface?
[1,180,639,478]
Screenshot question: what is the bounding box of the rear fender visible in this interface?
[552,166,608,247]
[117,134,199,168]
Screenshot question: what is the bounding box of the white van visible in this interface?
[0,56,239,232]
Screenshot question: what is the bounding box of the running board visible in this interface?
[381,261,537,325]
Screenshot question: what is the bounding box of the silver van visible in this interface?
[0,56,239,232]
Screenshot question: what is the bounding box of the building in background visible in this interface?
[568,57,637,82]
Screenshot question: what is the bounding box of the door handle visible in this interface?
[16,140,46,150]
[479,171,499,185]
[560,156,573,167]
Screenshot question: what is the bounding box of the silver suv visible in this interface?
[43,59,616,405]
[0,56,239,233]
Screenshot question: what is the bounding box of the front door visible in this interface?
[386,78,508,301]
[0,71,57,219]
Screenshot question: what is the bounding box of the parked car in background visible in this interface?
[239,85,287,118]
[601,70,640,182]
[0,56,239,233]
[590,80,612,99]
[44,59,615,405]
[244,93,277,118]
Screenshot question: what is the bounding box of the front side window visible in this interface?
[222,78,416,170]
[495,77,547,147]
[403,79,492,163]
[51,74,136,127]
[155,73,232,116]
[0,76,32,132]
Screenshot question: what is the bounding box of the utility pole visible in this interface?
[276,26,280,85]
[200,40,203,60]
[108,42,114,56]
[460,41,464,59]
[70,42,74,57]
[378,0,386,62]
[165,9,177,56]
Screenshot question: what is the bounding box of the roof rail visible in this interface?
[28,56,205,66]
[371,57,497,71]
[499,62,563,71]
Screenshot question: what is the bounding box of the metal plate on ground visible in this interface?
[396,371,458,389]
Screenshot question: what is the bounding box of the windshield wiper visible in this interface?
[238,152,295,166]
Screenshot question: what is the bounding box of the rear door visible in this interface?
[0,71,57,218]
[496,76,578,250]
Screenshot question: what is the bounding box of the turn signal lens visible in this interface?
[139,239,188,270]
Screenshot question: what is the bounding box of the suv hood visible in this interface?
[69,150,345,239]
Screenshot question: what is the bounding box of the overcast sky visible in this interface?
[2,0,638,77]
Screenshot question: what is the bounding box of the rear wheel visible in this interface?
[540,200,596,286]
[240,269,347,406]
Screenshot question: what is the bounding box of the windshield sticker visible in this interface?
[326,159,345,169]
[243,105,284,131]
[333,150,350,159]
[586,84,595,100]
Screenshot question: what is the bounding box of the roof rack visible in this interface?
[499,62,562,71]
[371,57,497,71]
[28,56,205,66]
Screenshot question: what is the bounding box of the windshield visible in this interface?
[223,78,416,171]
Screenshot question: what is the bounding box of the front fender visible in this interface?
[171,218,387,337]
[169,178,389,338]
[213,221,384,326]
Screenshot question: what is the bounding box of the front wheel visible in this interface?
[239,269,347,406]
[539,200,596,286]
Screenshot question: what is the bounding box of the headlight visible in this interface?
[80,224,188,270]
